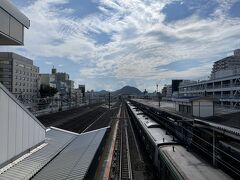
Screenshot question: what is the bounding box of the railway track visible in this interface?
[120,109,133,180]
[38,102,120,133]
[110,103,133,180]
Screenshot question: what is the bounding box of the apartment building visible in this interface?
[0,52,39,103]
[179,49,240,108]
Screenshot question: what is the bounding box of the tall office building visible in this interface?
[0,52,39,103]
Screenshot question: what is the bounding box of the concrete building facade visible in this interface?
[39,74,55,88]
[179,49,240,108]
[39,68,74,98]
[0,52,39,103]
[0,0,30,45]
[174,97,214,118]
[166,85,172,97]
[211,49,240,79]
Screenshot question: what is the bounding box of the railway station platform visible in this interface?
[134,99,240,129]
[131,99,240,140]
[0,127,109,180]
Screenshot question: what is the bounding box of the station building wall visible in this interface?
[0,83,45,167]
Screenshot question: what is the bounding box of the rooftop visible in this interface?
[128,103,176,145]
[0,127,108,180]
[160,145,232,180]
[0,0,30,28]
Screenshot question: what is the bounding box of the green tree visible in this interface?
[39,85,58,98]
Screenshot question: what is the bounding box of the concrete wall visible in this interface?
[0,7,23,45]
[193,100,213,117]
[0,83,45,166]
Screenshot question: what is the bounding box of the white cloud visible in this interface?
[2,0,240,91]
[45,61,53,65]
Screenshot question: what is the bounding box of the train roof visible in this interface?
[160,145,232,180]
[128,103,176,145]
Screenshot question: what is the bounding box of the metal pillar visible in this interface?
[158,93,160,107]
[109,92,111,109]
[213,130,216,166]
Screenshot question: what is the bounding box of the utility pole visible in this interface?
[88,93,91,105]
[213,130,216,166]
[109,92,111,109]
[158,93,161,107]
[156,83,160,107]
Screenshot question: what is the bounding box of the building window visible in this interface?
[0,74,12,78]
[0,68,11,72]
[0,61,10,64]
[2,81,10,85]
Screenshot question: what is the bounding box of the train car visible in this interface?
[126,102,233,180]
[127,102,178,176]
[158,144,232,180]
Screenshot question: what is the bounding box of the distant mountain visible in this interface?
[98,90,109,95]
[113,85,142,96]
[95,85,142,96]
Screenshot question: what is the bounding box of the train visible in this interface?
[126,101,233,180]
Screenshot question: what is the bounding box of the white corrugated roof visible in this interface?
[0,127,108,180]
[0,128,75,180]
[32,127,108,180]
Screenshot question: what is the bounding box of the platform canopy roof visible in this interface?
[0,127,108,180]
[0,0,30,45]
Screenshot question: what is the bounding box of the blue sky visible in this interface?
[1,0,240,92]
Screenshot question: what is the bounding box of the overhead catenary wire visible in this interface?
[141,105,240,164]
[131,102,240,173]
